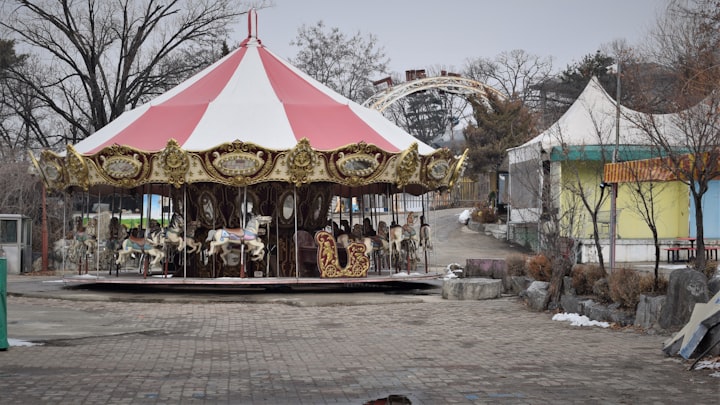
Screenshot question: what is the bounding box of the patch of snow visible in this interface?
[8,338,42,347]
[391,272,423,277]
[458,209,471,224]
[552,312,610,328]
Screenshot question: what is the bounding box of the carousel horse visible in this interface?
[183,220,203,254]
[205,214,272,265]
[116,228,165,268]
[337,232,374,258]
[388,212,420,269]
[163,213,186,252]
[419,222,432,251]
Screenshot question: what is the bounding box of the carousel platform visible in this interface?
[58,267,445,288]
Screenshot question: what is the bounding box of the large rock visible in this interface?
[509,276,533,295]
[464,258,506,279]
[708,275,720,298]
[634,295,666,330]
[520,281,549,311]
[658,268,709,331]
[442,278,503,300]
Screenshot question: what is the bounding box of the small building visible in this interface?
[0,214,32,274]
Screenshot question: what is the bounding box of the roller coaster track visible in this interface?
[362,76,505,112]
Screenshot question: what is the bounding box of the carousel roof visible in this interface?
[74,12,434,155]
[33,10,465,194]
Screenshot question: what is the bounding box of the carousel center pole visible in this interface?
[293,185,299,279]
[239,186,247,278]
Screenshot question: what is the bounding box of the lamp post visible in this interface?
[609,62,621,272]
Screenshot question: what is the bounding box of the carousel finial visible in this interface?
[247,8,258,39]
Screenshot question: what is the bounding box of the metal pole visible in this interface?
[610,62,621,272]
[293,185,299,279]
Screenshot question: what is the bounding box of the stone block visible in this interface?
[442,278,503,300]
[465,258,506,279]
[520,281,549,311]
[634,294,666,330]
[659,268,709,330]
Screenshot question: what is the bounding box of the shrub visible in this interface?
[703,260,718,279]
[571,264,606,295]
[470,201,498,224]
[593,278,612,304]
[506,254,527,276]
[637,272,668,295]
[527,254,552,281]
[608,268,643,309]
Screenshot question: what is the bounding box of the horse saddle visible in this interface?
[221,228,256,241]
[128,236,153,248]
[402,225,416,238]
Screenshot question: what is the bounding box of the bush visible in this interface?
[637,272,668,295]
[527,254,552,281]
[593,278,612,304]
[470,202,498,224]
[506,254,527,277]
[608,268,643,309]
[571,264,606,295]
[703,260,718,279]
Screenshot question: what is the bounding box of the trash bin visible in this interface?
[0,254,8,350]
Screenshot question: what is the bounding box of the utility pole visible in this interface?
[609,62,621,272]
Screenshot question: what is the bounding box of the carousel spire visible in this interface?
[246,8,261,45]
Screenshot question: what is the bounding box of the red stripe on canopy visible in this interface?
[259,50,398,151]
[87,47,248,153]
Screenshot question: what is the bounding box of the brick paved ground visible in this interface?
[2,294,718,404]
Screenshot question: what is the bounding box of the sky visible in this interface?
[235,0,668,75]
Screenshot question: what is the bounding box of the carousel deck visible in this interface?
[60,267,445,288]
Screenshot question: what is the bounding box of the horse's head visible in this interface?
[245,215,272,233]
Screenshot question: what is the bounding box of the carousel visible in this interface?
[30,11,467,287]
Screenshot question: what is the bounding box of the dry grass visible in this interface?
[505,254,527,277]
[527,254,552,282]
[571,264,606,295]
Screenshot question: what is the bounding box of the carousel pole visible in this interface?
[117,190,123,277]
[163,184,169,278]
[143,185,152,279]
[403,188,410,275]
[275,199,280,278]
[96,190,100,278]
[239,186,247,278]
[62,191,67,279]
[293,185,299,279]
[83,191,89,275]
[423,192,428,273]
[183,184,187,279]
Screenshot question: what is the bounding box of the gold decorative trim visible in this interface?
[396,143,419,188]
[212,150,263,177]
[337,152,380,177]
[66,145,89,190]
[449,149,469,188]
[160,139,189,188]
[286,138,317,187]
[100,155,142,179]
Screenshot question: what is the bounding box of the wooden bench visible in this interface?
[663,246,720,262]
[663,246,693,263]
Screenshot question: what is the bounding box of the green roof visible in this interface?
[548,145,680,162]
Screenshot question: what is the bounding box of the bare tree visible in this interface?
[290,21,389,104]
[464,49,553,111]
[1,0,264,148]
[634,0,720,271]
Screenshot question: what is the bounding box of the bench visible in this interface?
[663,246,720,262]
[663,246,693,263]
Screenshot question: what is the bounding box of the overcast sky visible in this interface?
[235,0,667,75]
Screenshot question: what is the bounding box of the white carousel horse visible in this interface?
[389,212,420,269]
[337,233,374,258]
[205,214,272,265]
[419,223,432,251]
[116,229,165,268]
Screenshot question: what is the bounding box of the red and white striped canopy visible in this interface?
[73,12,434,156]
